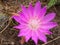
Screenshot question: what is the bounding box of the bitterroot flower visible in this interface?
[12,1,57,44]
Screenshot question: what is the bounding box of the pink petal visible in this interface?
[40,22,57,29]
[13,24,27,29]
[28,3,34,18]
[38,6,47,19]
[12,12,28,24]
[17,11,29,22]
[25,30,32,42]
[21,5,30,20]
[18,28,30,37]
[39,33,47,42]
[39,29,52,35]
[32,31,38,44]
[15,12,28,25]
[36,30,47,42]
[41,13,56,24]
[19,12,28,23]
[12,15,21,23]
[34,1,41,17]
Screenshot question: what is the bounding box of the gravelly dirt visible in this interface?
[0,0,60,45]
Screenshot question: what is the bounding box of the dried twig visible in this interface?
[0,17,12,34]
[0,19,8,28]
[42,36,60,45]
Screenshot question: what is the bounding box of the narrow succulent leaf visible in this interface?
[47,0,57,9]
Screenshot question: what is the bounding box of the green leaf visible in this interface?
[47,0,57,9]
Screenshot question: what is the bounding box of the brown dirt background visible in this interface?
[0,0,60,45]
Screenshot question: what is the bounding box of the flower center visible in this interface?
[28,19,40,30]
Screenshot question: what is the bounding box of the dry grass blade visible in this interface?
[42,36,60,45]
[0,17,12,34]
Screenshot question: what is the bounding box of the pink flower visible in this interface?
[12,1,57,44]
